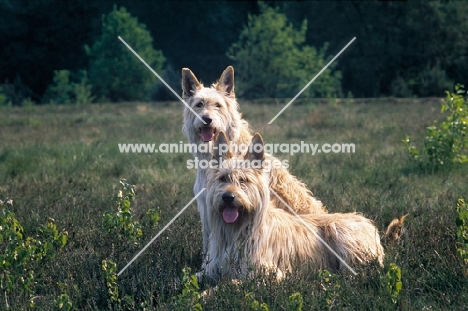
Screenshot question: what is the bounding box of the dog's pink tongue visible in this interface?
[222,206,239,223]
[200,127,215,142]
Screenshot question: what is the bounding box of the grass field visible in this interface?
[1,98,467,310]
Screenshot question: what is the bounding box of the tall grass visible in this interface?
[0,99,467,309]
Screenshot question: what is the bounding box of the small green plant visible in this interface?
[101,259,139,310]
[455,198,468,273]
[0,203,67,308]
[245,292,269,311]
[102,259,120,304]
[381,263,402,304]
[56,293,72,311]
[174,267,203,311]
[317,270,340,309]
[143,208,160,229]
[102,180,143,244]
[287,292,303,311]
[404,83,468,170]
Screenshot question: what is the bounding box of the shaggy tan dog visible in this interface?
[203,132,384,282]
[181,66,326,256]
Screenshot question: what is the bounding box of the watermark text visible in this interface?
[118,141,355,156]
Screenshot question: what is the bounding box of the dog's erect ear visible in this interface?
[247,133,265,162]
[216,66,235,97]
[214,131,231,161]
[181,68,202,99]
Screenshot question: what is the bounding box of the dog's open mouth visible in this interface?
[219,204,239,224]
[199,127,217,142]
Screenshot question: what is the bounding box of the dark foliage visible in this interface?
[1,0,467,101]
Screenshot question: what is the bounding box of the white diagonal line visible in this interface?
[117,188,206,276]
[118,36,206,125]
[269,188,357,275]
[268,37,356,124]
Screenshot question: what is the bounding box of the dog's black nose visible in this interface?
[222,192,235,203]
[201,115,212,125]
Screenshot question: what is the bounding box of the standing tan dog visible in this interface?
[181,66,326,257]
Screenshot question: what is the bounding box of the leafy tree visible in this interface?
[85,6,165,101]
[227,3,341,99]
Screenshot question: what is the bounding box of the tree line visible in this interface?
[0,0,467,105]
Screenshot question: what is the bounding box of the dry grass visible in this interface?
[0,98,467,309]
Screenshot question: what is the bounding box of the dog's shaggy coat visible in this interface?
[203,132,384,282]
[181,66,326,255]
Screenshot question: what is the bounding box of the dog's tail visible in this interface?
[384,213,409,242]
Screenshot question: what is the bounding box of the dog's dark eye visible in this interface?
[195,102,203,108]
[239,177,247,184]
[215,103,221,108]
[219,176,228,183]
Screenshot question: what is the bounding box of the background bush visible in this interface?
[404,84,468,170]
[85,6,165,102]
[43,70,94,105]
[227,3,342,99]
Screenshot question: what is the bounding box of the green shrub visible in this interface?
[73,70,95,105]
[316,270,340,309]
[101,259,119,304]
[143,208,160,229]
[403,83,468,170]
[101,258,142,310]
[56,293,72,311]
[44,70,94,105]
[456,198,468,274]
[0,76,32,106]
[173,267,203,311]
[45,70,72,104]
[245,292,269,311]
[227,2,341,99]
[391,62,452,98]
[102,180,143,244]
[415,61,453,97]
[390,75,415,98]
[287,292,303,311]
[381,263,402,304]
[85,6,165,101]
[0,86,10,106]
[0,202,67,308]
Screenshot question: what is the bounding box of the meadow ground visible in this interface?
[1,98,467,310]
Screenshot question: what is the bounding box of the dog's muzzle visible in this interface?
[220,192,239,224]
